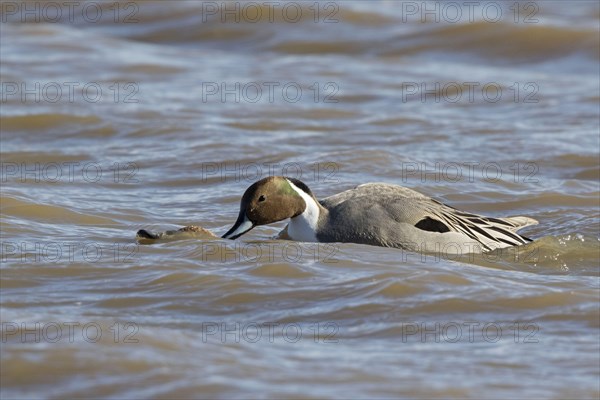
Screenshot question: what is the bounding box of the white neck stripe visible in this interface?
[286,179,319,242]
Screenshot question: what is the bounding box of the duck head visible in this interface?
[222,176,314,239]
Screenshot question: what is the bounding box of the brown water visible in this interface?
[1,1,599,398]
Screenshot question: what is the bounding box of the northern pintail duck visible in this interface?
[222,176,537,253]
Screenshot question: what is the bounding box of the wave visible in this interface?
[5,2,598,65]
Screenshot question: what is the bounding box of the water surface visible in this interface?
[1,1,599,398]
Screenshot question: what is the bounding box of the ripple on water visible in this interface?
[1,114,102,131]
[248,263,315,279]
[1,196,116,225]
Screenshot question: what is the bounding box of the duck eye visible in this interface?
[258,195,266,202]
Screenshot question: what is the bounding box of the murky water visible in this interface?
[1,1,599,398]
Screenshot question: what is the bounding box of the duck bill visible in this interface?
[222,212,254,239]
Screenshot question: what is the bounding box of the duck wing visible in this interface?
[419,202,538,251]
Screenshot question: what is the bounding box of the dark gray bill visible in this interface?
[222,212,254,239]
